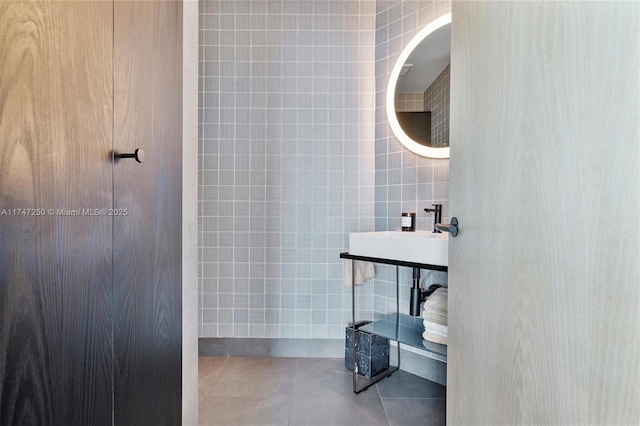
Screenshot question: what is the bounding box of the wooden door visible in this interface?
[0,2,114,424]
[448,1,639,424]
[1,1,183,424]
[113,1,183,424]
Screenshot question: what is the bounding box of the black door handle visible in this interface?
[116,148,145,163]
[434,217,458,237]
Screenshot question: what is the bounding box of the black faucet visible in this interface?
[424,204,442,233]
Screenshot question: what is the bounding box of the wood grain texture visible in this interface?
[113,1,183,424]
[448,1,639,424]
[0,1,113,425]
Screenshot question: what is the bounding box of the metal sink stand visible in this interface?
[341,252,448,394]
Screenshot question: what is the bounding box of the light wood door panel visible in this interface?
[0,2,114,424]
[448,2,639,424]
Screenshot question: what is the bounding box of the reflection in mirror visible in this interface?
[396,111,432,145]
[387,14,451,158]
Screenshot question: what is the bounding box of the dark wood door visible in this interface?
[113,1,183,424]
[0,1,182,425]
[0,1,114,425]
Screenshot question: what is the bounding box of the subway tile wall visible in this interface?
[198,0,377,339]
[373,0,450,318]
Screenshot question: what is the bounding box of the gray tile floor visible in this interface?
[199,357,446,426]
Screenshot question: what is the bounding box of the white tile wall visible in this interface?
[199,0,377,339]
[373,0,450,317]
[198,0,451,339]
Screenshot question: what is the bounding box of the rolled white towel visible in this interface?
[422,287,448,325]
[342,259,375,287]
[422,288,447,315]
[423,330,447,345]
[424,329,447,342]
[422,307,447,326]
[423,319,448,336]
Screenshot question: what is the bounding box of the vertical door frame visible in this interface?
[182,1,199,425]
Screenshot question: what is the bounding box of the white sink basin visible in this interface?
[349,231,448,266]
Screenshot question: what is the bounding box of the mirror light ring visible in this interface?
[387,13,451,159]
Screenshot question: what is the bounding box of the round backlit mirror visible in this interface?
[387,14,451,158]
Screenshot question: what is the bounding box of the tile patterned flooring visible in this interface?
[199,357,446,426]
